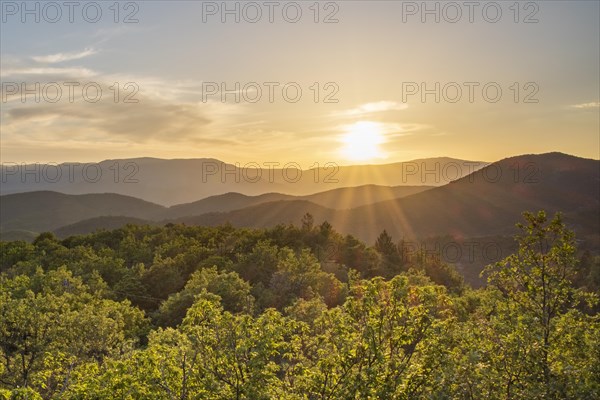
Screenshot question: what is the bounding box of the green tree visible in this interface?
[374,230,402,276]
[0,268,148,397]
[235,240,279,286]
[157,266,254,327]
[301,213,314,232]
[482,211,599,398]
[268,248,344,309]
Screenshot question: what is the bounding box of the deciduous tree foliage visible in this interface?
[0,212,597,399]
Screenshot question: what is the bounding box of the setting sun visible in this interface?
[340,121,386,161]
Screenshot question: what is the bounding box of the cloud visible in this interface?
[571,102,600,109]
[2,51,358,161]
[1,67,97,79]
[0,62,247,148]
[337,121,417,138]
[3,88,214,143]
[335,101,408,117]
[32,48,98,64]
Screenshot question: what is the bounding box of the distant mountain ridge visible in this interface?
[0,157,485,205]
[337,152,600,242]
[0,191,165,233]
[53,216,156,238]
[165,185,432,218]
[0,184,431,236]
[175,152,600,243]
[2,153,597,251]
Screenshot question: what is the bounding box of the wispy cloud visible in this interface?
[571,102,600,109]
[2,82,227,143]
[335,101,408,117]
[0,56,247,148]
[1,67,97,79]
[32,48,98,64]
[337,121,417,137]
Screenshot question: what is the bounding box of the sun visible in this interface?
[340,121,385,161]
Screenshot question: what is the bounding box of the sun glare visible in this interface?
[340,121,385,161]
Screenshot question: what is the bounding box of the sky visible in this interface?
[1,0,599,165]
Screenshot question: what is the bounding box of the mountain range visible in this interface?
[174,153,599,242]
[0,157,485,205]
[1,152,598,247]
[2,152,597,286]
[0,185,432,237]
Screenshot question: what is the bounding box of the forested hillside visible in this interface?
[1,212,598,399]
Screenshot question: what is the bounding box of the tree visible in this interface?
[406,253,464,294]
[157,266,254,327]
[290,275,450,399]
[142,256,185,302]
[1,216,598,399]
[0,267,148,397]
[374,230,396,255]
[268,248,344,309]
[483,211,599,398]
[181,295,289,399]
[374,230,402,276]
[301,213,314,232]
[235,241,279,286]
[339,235,380,277]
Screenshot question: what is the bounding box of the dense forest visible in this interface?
[1,211,598,399]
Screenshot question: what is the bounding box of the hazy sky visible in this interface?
[1,0,599,165]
